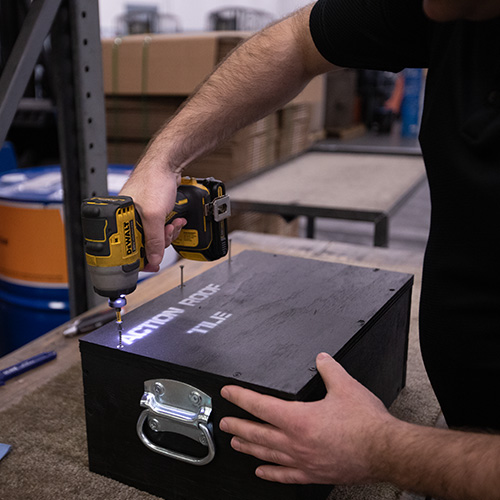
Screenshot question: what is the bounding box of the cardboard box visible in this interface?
[102,31,326,188]
[107,113,278,177]
[277,103,312,161]
[228,211,300,237]
[185,132,278,183]
[101,31,325,129]
[80,250,412,500]
[289,74,326,133]
[107,132,278,174]
[278,76,326,160]
[102,31,326,171]
[102,32,249,96]
[106,96,186,140]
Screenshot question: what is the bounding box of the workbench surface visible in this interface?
[0,231,439,500]
[0,230,428,412]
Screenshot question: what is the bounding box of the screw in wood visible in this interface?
[179,264,185,288]
[117,321,123,350]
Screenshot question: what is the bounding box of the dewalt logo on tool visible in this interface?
[123,220,136,255]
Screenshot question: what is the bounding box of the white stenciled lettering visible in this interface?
[178,284,221,307]
[118,283,226,345]
[187,311,232,334]
[148,308,185,325]
[121,307,185,345]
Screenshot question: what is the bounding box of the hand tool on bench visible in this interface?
[0,351,57,386]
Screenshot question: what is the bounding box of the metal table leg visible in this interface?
[306,216,316,239]
[374,214,389,247]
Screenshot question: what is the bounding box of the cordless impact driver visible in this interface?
[81,177,231,334]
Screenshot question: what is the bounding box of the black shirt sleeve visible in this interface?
[310,0,432,72]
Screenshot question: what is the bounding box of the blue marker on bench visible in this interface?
[0,351,57,386]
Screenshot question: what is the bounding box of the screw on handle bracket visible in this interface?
[136,379,215,466]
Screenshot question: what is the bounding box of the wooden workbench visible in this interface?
[0,231,439,500]
[0,230,433,416]
[228,152,426,246]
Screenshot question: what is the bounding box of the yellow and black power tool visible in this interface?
[81,177,231,323]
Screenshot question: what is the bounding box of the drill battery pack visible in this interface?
[169,177,230,261]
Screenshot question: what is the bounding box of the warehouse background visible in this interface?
[0,0,427,355]
[99,1,309,36]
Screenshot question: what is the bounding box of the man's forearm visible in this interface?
[375,421,500,499]
[142,4,333,174]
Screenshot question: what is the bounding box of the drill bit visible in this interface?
[108,296,127,349]
[115,308,123,349]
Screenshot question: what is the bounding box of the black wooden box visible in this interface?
[80,250,413,500]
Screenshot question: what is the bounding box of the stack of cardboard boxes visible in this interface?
[102,31,326,236]
[106,95,186,162]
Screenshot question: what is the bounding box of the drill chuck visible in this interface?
[109,296,127,310]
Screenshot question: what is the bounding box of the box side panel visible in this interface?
[341,287,410,407]
[80,343,330,500]
[299,286,411,407]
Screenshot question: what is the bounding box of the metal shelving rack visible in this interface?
[0,0,108,316]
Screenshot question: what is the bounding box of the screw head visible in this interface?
[189,391,202,406]
[149,418,160,431]
[154,382,164,395]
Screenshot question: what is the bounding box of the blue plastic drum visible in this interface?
[0,165,132,356]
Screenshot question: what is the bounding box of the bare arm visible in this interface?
[220,353,500,500]
[119,4,335,270]
[146,3,333,173]
[380,414,500,499]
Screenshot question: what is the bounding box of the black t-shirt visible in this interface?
[310,0,431,70]
[310,0,500,428]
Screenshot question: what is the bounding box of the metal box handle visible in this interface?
[136,379,215,466]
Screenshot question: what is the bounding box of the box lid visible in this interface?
[81,250,412,397]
